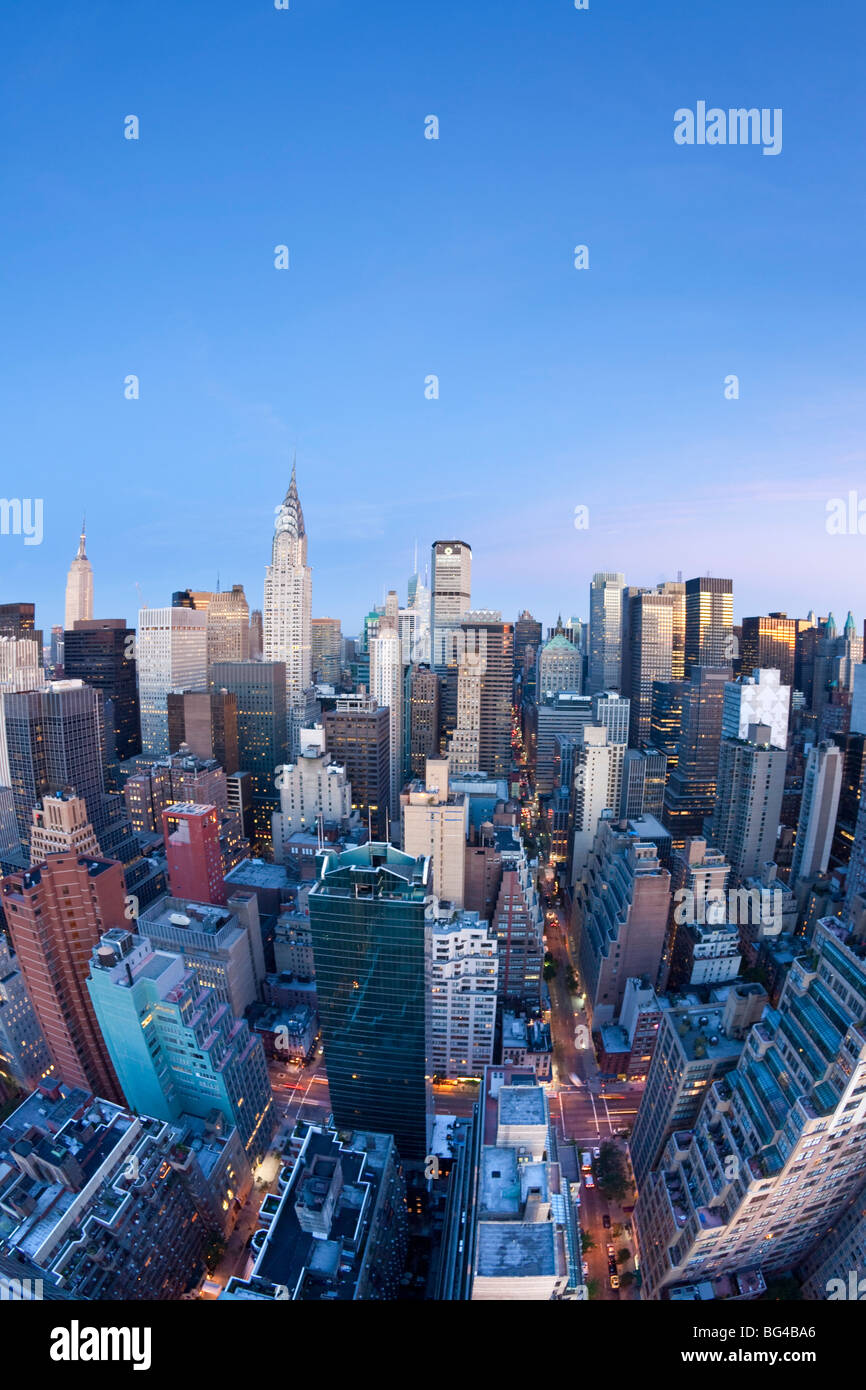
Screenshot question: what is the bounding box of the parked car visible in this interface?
[610,1274,620,1290]
[606,1244,615,1257]
[602,1214,611,1229]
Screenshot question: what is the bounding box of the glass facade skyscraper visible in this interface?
[308,842,432,1161]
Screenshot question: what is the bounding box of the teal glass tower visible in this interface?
[309,843,433,1160]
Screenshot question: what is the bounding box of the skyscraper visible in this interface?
[624,588,675,745]
[458,613,513,780]
[369,618,404,819]
[408,663,440,778]
[402,757,468,906]
[311,617,342,685]
[209,660,288,848]
[308,842,432,1160]
[323,692,390,838]
[64,618,141,766]
[741,613,802,691]
[29,791,100,863]
[167,688,239,773]
[430,540,472,748]
[684,576,733,675]
[63,520,94,631]
[537,631,582,698]
[264,461,313,757]
[588,572,625,694]
[137,606,208,758]
[662,666,731,848]
[205,584,251,668]
[791,740,843,882]
[163,803,227,906]
[705,724,786,884]
[0,630,43,786]
[1,854,125,1102]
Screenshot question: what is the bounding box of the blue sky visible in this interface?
[1,0,864,637]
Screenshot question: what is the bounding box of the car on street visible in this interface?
[610,1275,620,1290]
[606,1244,615,1257]
[593,1146,601,1158]
[602,1214,611,1228]
[584,1174,594,1188]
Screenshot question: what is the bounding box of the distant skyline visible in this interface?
[2,0,863,635]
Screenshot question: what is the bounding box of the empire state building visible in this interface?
[64,520,94,630]
[264,460,313,756]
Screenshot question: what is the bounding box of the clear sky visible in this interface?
[1,0,864,637]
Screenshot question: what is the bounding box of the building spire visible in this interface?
[76,516,87,560]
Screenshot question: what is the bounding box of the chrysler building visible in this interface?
[264,459,313,756]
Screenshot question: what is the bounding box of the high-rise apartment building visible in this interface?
[402,758,468,907]
[430,906,498,1077]
[705,723,786,882]
[137,607,208,758]
[571,725,616,882]
[722,667,790,751]
[575,818,671,1025]
[490,827,544,1004]
[629,983,764,1188]
[63,521,94,631]
[1,854,125,1101]
[684,576,733,675]
[588,572,625,694]
[324,692,390,839]
[64,619,141,766]
[264,462,313,756]
[87,927,275,1159]
[137,891,265,1018]
[636,917,866,1299]
[209,660,288,848]
[308,842,432,1160]
[791,740,843,882]
[311,617,343,686]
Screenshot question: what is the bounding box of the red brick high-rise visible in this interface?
[1,854,125,1101]
[162,802,227,905]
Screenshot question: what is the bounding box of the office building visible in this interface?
[63,521,94,631]
[431,540,472,747]
[402,758,468,907]
[324,692,390,839]
[308,842,432,1161]
[624,588,675,745]
[2,682,154,897]
[264,461,313,757]
[514,610,543,700]
[167,688,239,773]
[534,692,593,796]
[537,632,582,698]
[29,792,100,863]
[636,918,866,1299]
[663,666,731,848]
[311,617,342,686]
[650,679,686,771]
[430,905,498,1077]
[1,854,125,1102]
[588,572,625,694]
[137,607,208,758]
[210,660,288,848]
[741,614,803,691]
[223,1122,407,1301]
[408,663,440,778]
[629,984,764,1188]
[0,631,43,785]
[87,928,275,1159]
[684,576,733,675]
[575,817,671,1025]
[136,891,265,1018]
[620,746,667,820]
[204,584,250,667]
[369,618,404,817]
[64,619,141,767]
[490,827,544,1004]
[0,934,54,1090]
[249,608,263,660]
